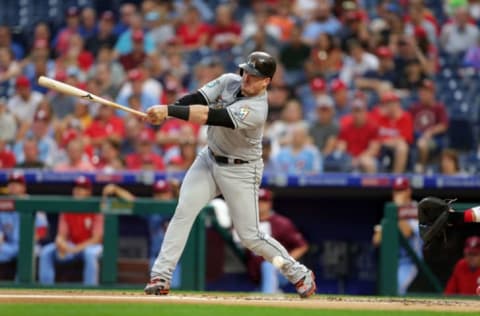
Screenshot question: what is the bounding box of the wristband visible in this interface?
[167,105,190,121]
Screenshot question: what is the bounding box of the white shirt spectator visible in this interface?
[340,53,379,86]
[7,91,43,123]
[440,22,479,54]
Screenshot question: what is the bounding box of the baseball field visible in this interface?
[0,289,479,316]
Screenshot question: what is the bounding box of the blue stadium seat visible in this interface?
[447,118,477,151]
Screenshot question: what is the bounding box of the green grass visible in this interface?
[0,303,476,316]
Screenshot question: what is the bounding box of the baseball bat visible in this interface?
[38,76,147,118]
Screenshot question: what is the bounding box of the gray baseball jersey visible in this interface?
[150,73,310,289]
[199,73,267,161]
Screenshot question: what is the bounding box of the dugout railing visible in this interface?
[0,196,208,290]
[379,202,476,296]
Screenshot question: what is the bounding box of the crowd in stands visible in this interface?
[1,0,480,175]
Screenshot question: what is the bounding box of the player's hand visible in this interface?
[102,184,118,197]
[146,105,168,125]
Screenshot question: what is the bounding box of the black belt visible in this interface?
[209,148,249,164]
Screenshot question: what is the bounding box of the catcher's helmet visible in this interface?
[238,51,276,78]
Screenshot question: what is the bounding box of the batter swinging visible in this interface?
[144,51,316,298]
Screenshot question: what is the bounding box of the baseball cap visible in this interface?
[139,129,155,143]
[16,76,31,88]
[132,30,144,42]
[464,236,480,255]
[128,69,144,81]
[330,79,347,93]
[153,179,171,194]
[8,171,25,184]
[381,91,400,103]
[419,79,435,91]
[74,176,92,189]
[259,188,272,201]
[310,78,326,92]
[316,95,334,108]
[414,26,427,39]
[392,177,410,190]
[376,46,393,58]
[33,109,51,122]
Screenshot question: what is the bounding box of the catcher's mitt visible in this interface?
[418,196,457,249]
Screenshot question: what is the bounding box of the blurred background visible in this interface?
[0,0,480,297]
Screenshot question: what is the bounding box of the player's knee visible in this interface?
[395,140,408,153]
[83,246,100,262]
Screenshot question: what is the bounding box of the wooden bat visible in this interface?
[38,76,147,118]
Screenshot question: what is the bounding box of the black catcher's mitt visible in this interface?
[418,196,457,249]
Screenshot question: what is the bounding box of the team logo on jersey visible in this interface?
[206,79,220,88]
[234,106,250,121]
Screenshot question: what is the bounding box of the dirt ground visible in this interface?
[0,290,479,312]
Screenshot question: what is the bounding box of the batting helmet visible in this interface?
[238,51,276,78]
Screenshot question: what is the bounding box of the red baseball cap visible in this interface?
[153,180,171,194]
[414,26,427,39]
[8,171,25,184]
[139,129,155,143]
[376,46,393,58]
[74,176,92,189]
[330,79,347,93]
[259,188,272,201]
[128,69,144,81]
[392,177,410,190]
[132,30,144,42]
[419,79,435,91]
[16,76,31,88]
[464,236,480,255]
[381,91,400,103]
[310,78,327,92]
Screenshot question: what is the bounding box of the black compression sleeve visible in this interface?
[206,108,235,128]
[174,91,208,106]
[167,105,190,120]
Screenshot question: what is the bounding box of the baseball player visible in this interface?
[143,51,316,298]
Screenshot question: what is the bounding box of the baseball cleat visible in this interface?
[295,271,316,298]
[144,277,170,295]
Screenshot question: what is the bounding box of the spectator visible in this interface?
[305,32,343,79]
[266,84,291,122]
[242,7,281,41]
[85,11,118,56]
[273,122,322,174]
[89,46,126,89]
[244,188,309,293]
[404,5,438,47]
[300,77,327,122]
[0,97,16,143]
[0,139,15,168]
[168,138,198,171]
[440,6,479,55]
[23,39,56,94]
[336,99,380,173]
[7,76,43,124]
[114,3,137,36]
[119,30,147,71]
[409,80,448,173]
[209,4,241,52]
[13,108,57,167]
[175,6,210,53]
[0,172,49,265]
[102,179,182,288]
[15,138,45,169]
[114,13,155,56]
[309,95,339,156]
[55,138,94,171]
[125,129,165,171]
[116,69,161,114]
[79,7,98,39]
[330,79,351,119]
[372,177,422,295]
[39,176,103,285]
[85,104,125,148]
[338,9,369,50]
[90,63,120,98]
[0,47,21,97]
[339,39,379,87]
[374,92,413,173]
[279,24,311,87]
[267,0,298,42]
[262,138,274,173]
[242,24,280,59]
[0,25,24,60]
[355,46,399,94]
[444,236,480,295]
[440,149,463,175]
[302,1,341,44]
[93,138,124,172]
[54,7,82,56]
[145,11,175,51]
[463,34,480,69]
[267,99,305,157]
